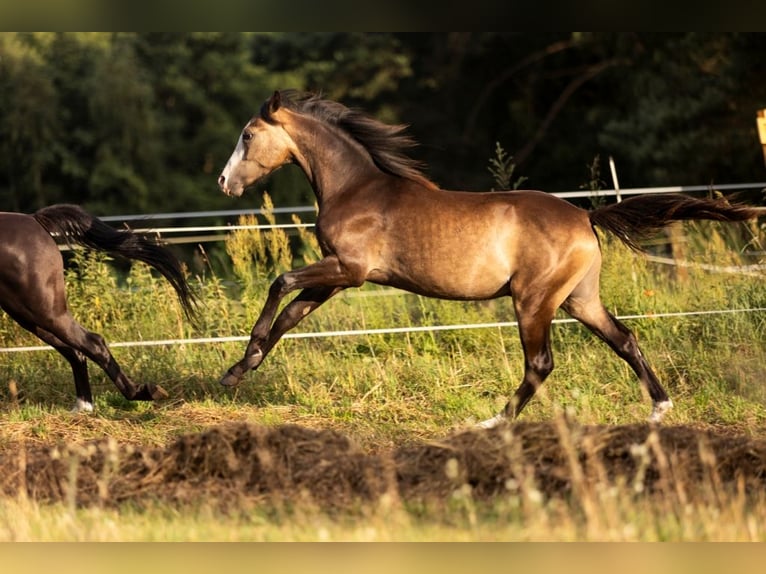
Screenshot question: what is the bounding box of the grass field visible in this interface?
[1,202,765,541]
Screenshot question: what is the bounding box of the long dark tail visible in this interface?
[589,193,763,252]
[33,204,198,320]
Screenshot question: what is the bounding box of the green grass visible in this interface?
[1,203,765,540]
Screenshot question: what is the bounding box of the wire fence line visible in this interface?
[76,181,766,248]
[2,307,764,354]
[14,182,762,354]
[644,255,766,276]
[100,182,766,224]
[41,182,766,314]
[99,205,319,223]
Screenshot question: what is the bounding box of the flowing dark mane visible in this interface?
[263,90,438,190]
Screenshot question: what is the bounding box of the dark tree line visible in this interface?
[1,32,764,217]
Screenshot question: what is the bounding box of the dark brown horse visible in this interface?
[0,204,197,412]
[217,89,763,426]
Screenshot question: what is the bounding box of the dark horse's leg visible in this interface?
[52,346,94,412]
[1,304,94,410]
[4,303,166,408]
[1,267,166,408]
[221,256,360,387]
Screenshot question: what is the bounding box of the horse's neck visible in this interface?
[288,118,377,204]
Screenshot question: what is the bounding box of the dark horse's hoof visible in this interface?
[220,370,242,387]
[132,384,169,401]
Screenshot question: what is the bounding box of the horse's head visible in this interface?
[218,91,296,197]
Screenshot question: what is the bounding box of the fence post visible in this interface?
[608,155,622,202]
[757,109,766,167]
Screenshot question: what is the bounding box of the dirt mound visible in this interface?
[2,420,766,510]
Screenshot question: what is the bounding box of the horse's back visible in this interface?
[355,186,598,300]
[0,211,58,253]
[0,212,62,285]
[417,187,589,225]
[496,189,589,221]
[426,188,594,248]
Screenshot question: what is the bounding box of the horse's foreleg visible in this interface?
[257,286,345,368]
[221,256,357,386]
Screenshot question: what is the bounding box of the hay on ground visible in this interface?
[2,420,765,511]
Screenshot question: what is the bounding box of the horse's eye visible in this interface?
[242,131,253,142]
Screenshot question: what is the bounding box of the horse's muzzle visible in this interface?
[218,174,244,197]
[218,174,231,196]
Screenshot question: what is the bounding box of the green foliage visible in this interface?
[250,33,413,106]
[487,142,527,190]
[225,193,293,315]
[2,210,764,432]
[579,155,611,208]
[3,33,766,216]
[0,33,59,210]
[596,34,765,187]
[1,197,765,541]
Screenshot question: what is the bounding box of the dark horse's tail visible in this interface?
[589,193,763,252]
[33,204,198,321]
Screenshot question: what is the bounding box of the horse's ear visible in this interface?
[267,91,282,115]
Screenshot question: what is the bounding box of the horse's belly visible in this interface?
[371,263,510,300]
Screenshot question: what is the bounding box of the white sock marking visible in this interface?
[649,399,673,423]
[71,398,94,413]
[476,413,506,429]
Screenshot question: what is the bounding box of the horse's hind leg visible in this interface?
[58,347,95,412]
[32,330,94,412]
[1,305,92,409]
[4,304,165,405]
[508,300,557,417]
[48,318,168,402]
[561,272,672,422]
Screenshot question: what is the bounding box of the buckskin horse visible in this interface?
[0,204,197,412]
[217,89,762,426]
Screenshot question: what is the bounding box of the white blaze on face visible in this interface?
[221,133,246,183]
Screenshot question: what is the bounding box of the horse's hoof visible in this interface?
[71,398,94,413]
[220,371,242,387]
[131,384,168,401]
[649,399,674,423]
[242,348,264,372]
[476,413,506,429]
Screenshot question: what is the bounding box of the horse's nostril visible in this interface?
[218,174,226,187]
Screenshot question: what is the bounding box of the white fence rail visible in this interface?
[91,182,766,246]
[1,307,764,354]
[100,182,766,224]
[4,181,762,355]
